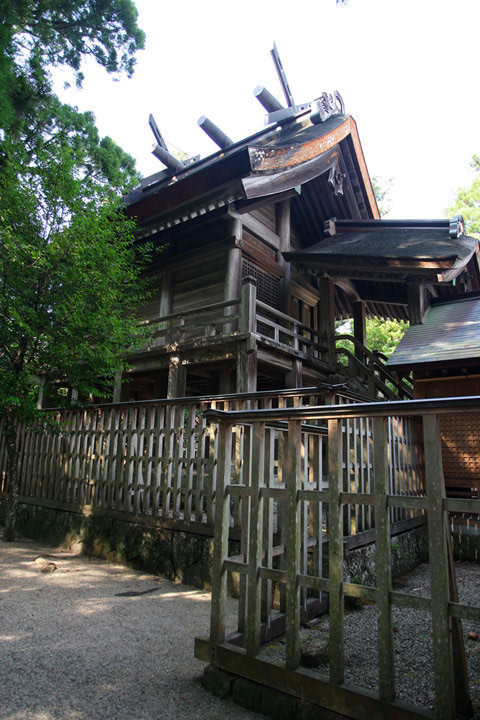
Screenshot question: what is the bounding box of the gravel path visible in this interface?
[0,535,263,720]
[2,535,479,719]
[260,562,480,717]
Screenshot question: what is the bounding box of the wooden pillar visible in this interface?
[407,282,425,325]
[285,359,302,389]
[224,218,242,333]
[353,300,366,358]
[318,276,336,369]
[167,356,186,398]
[285,419,302,669]
[210,421,232,645]
[276,199,291,312]
[237,345,257,394]
[159,271,173,318]
[328,418,344,685]
[112,371,122,403]
[219,366,235,394]
[373,416,395,701]
[237,276,257,393]
[239,275,257,335]
[225,218,242,301]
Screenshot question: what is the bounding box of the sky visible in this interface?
[54,0,480,219]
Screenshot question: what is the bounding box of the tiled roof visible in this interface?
[285,229,476,262]
[387,295,480,368]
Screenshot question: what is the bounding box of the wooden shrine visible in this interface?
[118,51,480,403]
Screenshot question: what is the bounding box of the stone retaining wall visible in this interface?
[0,501,216,587]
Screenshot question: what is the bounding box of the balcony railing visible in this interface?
[137,279,413,400]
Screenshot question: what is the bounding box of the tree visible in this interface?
[447,156,480,238]
[0,1,147,541]
[0,0,145,134]
[371,175,393,218]
[0,115,150,541]
[336,317,408,360]
[365,317,408,357]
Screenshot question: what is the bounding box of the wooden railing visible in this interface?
[255,299,325,360]
[196,396,480,720]
[139,297,241,350]
[0,387,422,542]
[135,278,412,402]
[335,333,414,400]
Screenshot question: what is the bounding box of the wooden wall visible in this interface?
[172,244,226,314]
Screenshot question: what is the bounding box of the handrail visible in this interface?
[204,395,480,423]
[335,332,413,400]
[141,297,241,327]
[41,384,361,413]
[256,299,305,326]
[257,299,320,339]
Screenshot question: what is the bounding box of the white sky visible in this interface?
[54,0,480,219]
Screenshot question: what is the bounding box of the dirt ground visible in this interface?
[0,534,262,720]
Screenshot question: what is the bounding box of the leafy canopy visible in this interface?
[0,0,145,133]
[0,0,147,422]
[336,317,408,361]
[0,109,148,422]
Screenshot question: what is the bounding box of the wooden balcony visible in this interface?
[133,277,411,400]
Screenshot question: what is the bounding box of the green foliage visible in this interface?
[0,1,146,540]
[336,317,408,360]
[447,156,480,238]
[365,317,408,357]
[0,131,148,424]
[0,0,145,134]
[371,175,393,217]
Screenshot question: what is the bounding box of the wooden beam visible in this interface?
[276,199,291,313]
[234,188,299,215]
[228,208,281,250]
[407,283,426,325]
[352,301,366,357]
[318,277,336,368]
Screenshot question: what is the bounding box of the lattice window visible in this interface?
[242,259,280,308]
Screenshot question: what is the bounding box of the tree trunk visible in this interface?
[3,413,19,542]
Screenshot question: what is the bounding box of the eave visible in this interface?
[124,113,379,239]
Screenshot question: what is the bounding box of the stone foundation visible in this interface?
[0,501,217,588]
[343,524,429,587]
[202,665,348,720]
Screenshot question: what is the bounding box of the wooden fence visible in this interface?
[0,388,423,543]
[196,396,480,720]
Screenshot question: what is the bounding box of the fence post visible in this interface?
[237,276,258,393]
[328,417,344,685]
[246,422,265,656]
[239,275,257,334]
[286,419,302,669]
[373,415,395,702]
[423,413,455,720]
[210,421,232,646]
